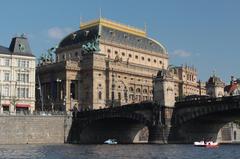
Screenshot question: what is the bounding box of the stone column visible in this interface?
[148,125,168,144]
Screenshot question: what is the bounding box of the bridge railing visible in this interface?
[175,95,240,108]
[74,101,157,118]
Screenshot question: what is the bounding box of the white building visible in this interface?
[0,35,36,113]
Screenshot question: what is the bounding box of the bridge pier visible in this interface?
[148,125,169,144]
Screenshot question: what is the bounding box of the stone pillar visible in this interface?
[151,69,176,143]
[148,125,168,144]
[153,69,175,107]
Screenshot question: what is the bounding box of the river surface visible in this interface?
[0,144,240,159]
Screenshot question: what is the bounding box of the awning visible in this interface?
[16,104,31,108]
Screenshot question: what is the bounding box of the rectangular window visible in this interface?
[17,73,20,81]
[26,88,29,98]
[26,61,29,67]
[4,59,9,66]
[17,73,29,83]
[17,88,20,98]
[17,88,29,98]
[20,74,25,82]
[4,72,10,81]
[21,88,24,98]
[26,74,29,82]
[3,86,9,97]
[18,59,29,68]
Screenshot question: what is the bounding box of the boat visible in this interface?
[194,141,219,148]
[104,139,117,145]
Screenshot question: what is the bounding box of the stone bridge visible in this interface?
[170,95,240,143]
[67,95,240,144]
[67,102,169,144]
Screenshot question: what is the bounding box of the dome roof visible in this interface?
[58,19,167,55]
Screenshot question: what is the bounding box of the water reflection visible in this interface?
[0,144,240,159]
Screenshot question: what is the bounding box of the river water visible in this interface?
[0,144,239,159]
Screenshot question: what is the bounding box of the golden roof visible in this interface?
[80,18,146,37]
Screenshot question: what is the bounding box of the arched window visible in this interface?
[150,90,153,94]
[136,88,141,93]
[129,87,134,92]
[143,89,148,94]
[98,91,102,100]
[118,92,121,100]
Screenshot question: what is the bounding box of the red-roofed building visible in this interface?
[224,76,240,96]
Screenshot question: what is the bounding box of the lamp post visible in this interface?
[63,96,66,111]
[37,69,44,111]
[56,78,62,111]
[11,81,18,114]
[70,93,73,111]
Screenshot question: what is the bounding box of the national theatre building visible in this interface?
[36,18,205,111]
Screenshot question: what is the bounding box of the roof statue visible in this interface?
[82,35,101,54]
[114,54,122,63]
[39,45,57,65]
[156,66,174,80]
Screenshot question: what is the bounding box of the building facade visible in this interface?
[36,18,205,111]
[0,35,36,113]
[206,74,225,98]
[170,65,206,99]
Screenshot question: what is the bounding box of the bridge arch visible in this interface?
[72,111,151,144]
[172,97,240,143]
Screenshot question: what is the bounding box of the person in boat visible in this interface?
[203,138,206,144]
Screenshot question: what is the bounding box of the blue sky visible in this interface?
[0,0,239,82]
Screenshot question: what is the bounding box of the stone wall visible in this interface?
[0,115,72,144]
